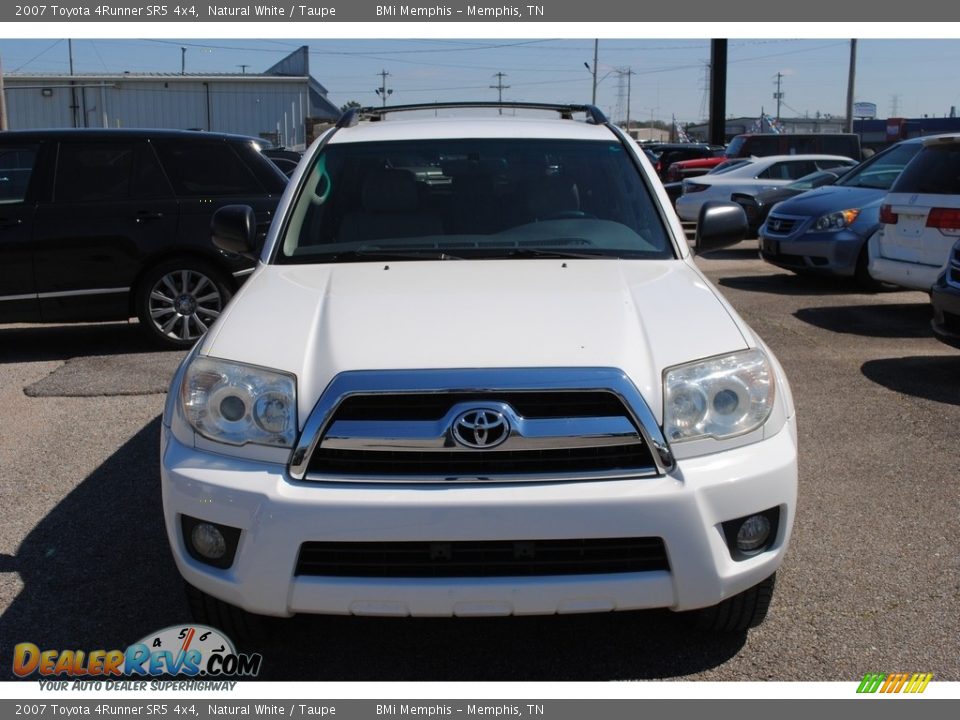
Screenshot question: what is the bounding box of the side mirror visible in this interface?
[211,205,258,258]
[695,201,748,253]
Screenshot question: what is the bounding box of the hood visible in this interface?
[771,184,886,215]
[202,260,749,423]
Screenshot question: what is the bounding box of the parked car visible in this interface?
[758,137,924,287]
[262,147,303,177]
[676,154,856,223]
[930,238,960,349]
[664,158,756,208]
[0,129,287,348]
[732,168,846,236]
[665,155,728,182]
[643,142,725,179]
[161,101,797,638]
[726,132,862,161]
[868,134,960,291]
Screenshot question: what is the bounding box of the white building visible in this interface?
[2,47,340,149]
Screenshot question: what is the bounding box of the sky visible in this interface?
[2,35,960,126]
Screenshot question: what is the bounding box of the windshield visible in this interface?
[276,138,673,263]
[836,142,921,190]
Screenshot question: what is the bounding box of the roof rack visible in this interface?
[336,102,609,128]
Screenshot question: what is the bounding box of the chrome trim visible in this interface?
[289,368,675,482]
[232,267,256,277]
[304,467,661,485]
[763,213,806,236]
[0,287,130,302]
[321,401,643,452]
[39,287,129,299]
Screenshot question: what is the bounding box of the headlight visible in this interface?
[663,348,774,442]
[809,208,860,232]
[180,356,297,447]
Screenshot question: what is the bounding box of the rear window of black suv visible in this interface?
[153,140,268,196]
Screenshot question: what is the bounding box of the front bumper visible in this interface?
[160,417,798,618]
[759,218,868,276]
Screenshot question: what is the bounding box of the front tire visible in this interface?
[136,259,232,349]
[689,573,777,633]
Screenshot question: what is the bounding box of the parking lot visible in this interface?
[1,242,958,682]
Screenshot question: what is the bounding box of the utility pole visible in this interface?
[68,39,79,129]
[181,46,187,75]
[591,39,598,105]
[0,55,8,131]
[490,72,510,114]
[773,72,784,121]
[375,69,393,107]
[622,67,634,132]
[845,39,857,134]
[238,64,249,75]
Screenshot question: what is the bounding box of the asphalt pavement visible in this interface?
[1,243,957,682]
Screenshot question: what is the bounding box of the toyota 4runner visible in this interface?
[160,103,798,636]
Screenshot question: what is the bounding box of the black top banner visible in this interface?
[1,1,957,22]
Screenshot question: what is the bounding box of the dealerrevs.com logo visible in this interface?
[13,625,262,682]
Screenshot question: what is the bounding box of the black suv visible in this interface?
[0,129,287,348]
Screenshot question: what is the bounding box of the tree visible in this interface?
[341,101,362,112]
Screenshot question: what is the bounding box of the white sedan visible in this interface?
[675,154,857,222]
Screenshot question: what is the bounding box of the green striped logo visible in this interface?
[857,673,933,694]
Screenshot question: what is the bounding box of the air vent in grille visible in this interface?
[305,389,657,481]
[308,444,656,478]
[765,216,797,235]
[332,391,630,421]
[295,537,669,577]
[289,369,675,483]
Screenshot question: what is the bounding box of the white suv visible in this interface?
[869,134,960,290]
[160,103,797,637]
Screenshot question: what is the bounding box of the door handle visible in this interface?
[135,211,164,223]
[0,217,22,229]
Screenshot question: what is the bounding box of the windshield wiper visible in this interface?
[497,247,612,260]
[327,249,464,262]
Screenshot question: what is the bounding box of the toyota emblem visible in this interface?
[451,409,510,449]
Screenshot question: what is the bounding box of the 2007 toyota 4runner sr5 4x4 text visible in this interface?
[161,103,797,636]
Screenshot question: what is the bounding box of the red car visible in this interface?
[665,155,728,182]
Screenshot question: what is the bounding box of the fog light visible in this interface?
[722,507,779,561]
[736,514,772,553]
[191,523,226,560]
[180,515,241,569]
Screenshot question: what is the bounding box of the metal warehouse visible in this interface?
[2,47,340,149]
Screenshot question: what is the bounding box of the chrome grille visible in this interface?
[289,368,674,484]
[765,214,798,235]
